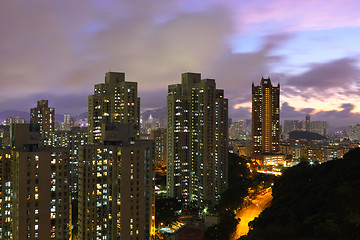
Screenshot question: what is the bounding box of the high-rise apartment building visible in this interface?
[63,114,71,131]
[43,127,88,192]
[4,123,70,239]
[0,149,12,239]
[283,120,304,135]
[150,128,167,170]
[167,72,228,205]
[78,124,155,240]
[349,124,360,141]
[64,114,70,125]
[30,100,55,137]
[5,117,27,125]
[283,116,329,138]
[13,148,70,239]
[88,72,140,144]
[229,120,251,140]
[252,77,280,155]
[305,115,311,132]
[310,120,329,136]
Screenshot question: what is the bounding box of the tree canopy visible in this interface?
[242,148,360,240]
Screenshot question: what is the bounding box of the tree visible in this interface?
[155,198,182,226]
[243,148,360,240]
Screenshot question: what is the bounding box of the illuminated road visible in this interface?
[232,189,273,240]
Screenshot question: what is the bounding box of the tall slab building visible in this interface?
[167,72,228,206]
[252,77,280,155]
[88,72,140,144]
[1,123,70,240]
[30,100,55,137]
[78,124,155,240]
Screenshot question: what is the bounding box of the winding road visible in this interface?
[232,189,273,240]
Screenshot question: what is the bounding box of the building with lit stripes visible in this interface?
[252,77,280,156]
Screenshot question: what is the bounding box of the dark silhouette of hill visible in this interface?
[241,148,360,240]
[289,130,327,140]
[72,111,88,121]
[0,110,30,122]
[0,110,85,123]
[142,106,166,120]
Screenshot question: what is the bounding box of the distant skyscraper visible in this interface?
[30,100,55,136]
[305,115,311,132]
[5,117,27,125]
[88,72,140,144]
[283,120,304,135]
[78,124,155,240]
[283,116,328,138]
[62,114,71,131]
[252,77,280,155]
[228,120,251,140]
[310,120,329,136]
[349,124,360,141]
[64,114,70,125]
[166,72,228,205]
[150,128,167,169]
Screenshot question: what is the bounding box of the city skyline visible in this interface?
[1,0,360,128]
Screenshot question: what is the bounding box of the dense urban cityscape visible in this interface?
[0,71,359,239]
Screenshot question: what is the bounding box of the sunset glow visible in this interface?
[0,0,359,127]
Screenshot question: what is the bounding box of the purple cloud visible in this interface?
[281,102,360,128]
[286,58,360,90]
[280,102,314,119]
[235,0,360,32]
[229,107,251,120]
[0,0,359,130]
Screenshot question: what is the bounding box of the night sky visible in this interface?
[1,0,360,128]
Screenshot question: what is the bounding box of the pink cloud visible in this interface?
[280,102,360,128]
[233,0,360,32]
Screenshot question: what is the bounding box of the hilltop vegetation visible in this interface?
[288,130,327,140]
[241,148,360,240]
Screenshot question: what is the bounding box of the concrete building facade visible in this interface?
[283,116,329,138]
[78,124,155,240]
[1,123,70,240]
[12,148,70,239]
[166,72,228,205]
[349,124,360,141]
[88,72,140,144]
[30,100,55,137]
[150,128,167,170]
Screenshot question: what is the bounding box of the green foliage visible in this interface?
[204,211,239,240]
[155,172,166,188]
[155,197,182,226]
[183,200,201,216]
[243,148,360,240]
[216,153,252,213]
[288,130,327,140]
[206,153,277,239]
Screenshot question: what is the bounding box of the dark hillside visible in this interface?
[241,148,360,240]
[288,130,327,140]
